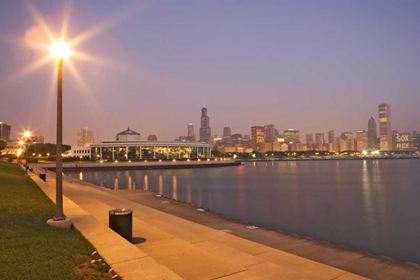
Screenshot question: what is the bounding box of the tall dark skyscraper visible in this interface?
[199,107,211,143]
[315,133,325,150]
[264,124,275,143]
[328,130,335,151]
[223,126,231,137]
[368,117,377,150]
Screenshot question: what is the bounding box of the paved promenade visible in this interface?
[28,167,420,280]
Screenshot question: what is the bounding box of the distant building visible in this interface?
[64,146,91,158]
[306,134,314,150]
[221,126,232,147]
[213,135,222,143]
[29,135,45,144]
[116,127,141,141]
[379,103,392,150]
[187,123,195,142]
[2,140,22,156]
[315,133,325,150]
[284,129,300,144]
[395,132,413,151]
[91,140,210,160]
[199,108,211,143]
[177,136,187,142]
[0,121,11,141]
[356,130,368,151]
[147,135,158,141]
[251,126,265,152]
[231,134,242,146]
[223,126,231,137]
[339,132,354,151]
[264,124,276,143]
[328,130,335,152]
[77,127,94,147]
[367,117,377,150]
[413,130,420,151]
[392,130,398,150]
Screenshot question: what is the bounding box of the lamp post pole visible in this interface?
[25,142,28,174]
[54,56,65,221]
[23,132,31,174]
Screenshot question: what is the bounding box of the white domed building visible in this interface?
[90,127,211,160]
[116,127,141,141]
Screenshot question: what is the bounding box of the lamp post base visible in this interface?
[47,218,72,229]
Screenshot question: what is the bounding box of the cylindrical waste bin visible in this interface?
[109,208,133,242]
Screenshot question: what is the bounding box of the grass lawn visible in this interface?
[0,161,119,279]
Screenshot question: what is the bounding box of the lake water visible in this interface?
[67,159,420,264]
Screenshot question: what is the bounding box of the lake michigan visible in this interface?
[67,159,420,264]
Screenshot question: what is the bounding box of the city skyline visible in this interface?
[1,1,420,143]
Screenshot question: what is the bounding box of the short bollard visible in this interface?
[109,208,133,242]
[39,173,46,181]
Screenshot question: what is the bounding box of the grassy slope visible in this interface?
[0,162,108,279]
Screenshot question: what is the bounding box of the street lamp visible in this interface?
[23,131,31,174]
[18,140,24,167]
[51,36,69,222]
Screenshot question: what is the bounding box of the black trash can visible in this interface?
[109,208,133,242]
[39,173,46,181]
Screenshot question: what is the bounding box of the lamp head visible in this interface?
[52,36,69,59]
[24,131,31,138]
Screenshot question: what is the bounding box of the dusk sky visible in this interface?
[1,0,419,145]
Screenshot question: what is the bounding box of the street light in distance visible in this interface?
[23,131,31,174]
[46,36,72,229]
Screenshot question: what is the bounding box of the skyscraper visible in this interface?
[367,117,377,150]
[251,126,264,151]
[222,126,232,146]
[315,133,324,150]
[223,126,231,137]
[378,103,392,151]
[264,124,275,143]
[77,127,94,146]
[199,107,211,143]
[187,123,195,142]
[339,132,354,151]
[306,134,314,150]
[356,130,368,151]
[284,129,300,143]
[0,121,11,141]
[328,130,335,151]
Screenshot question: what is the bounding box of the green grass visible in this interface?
[0,162,117,279]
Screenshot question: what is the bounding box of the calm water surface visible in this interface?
[67,159,420,264]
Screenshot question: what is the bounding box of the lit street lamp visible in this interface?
[51,36,69,222]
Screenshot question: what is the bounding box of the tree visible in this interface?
[0,140,6,151]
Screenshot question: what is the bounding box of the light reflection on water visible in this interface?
[67,159,420,264]
[172,175,178,201]
[143,175,148,191]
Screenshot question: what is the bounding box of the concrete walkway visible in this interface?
[28,169,420,280]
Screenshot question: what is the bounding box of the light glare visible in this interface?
[52,38,69,59]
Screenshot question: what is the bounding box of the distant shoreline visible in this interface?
[240,156,420,162]
[32,160,241,172]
